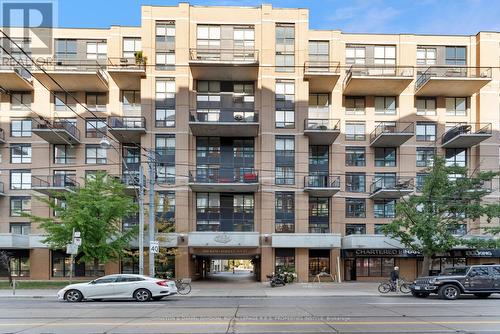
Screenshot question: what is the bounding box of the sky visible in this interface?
[54,0,500,35]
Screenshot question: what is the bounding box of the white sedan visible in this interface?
[57,274,177,302]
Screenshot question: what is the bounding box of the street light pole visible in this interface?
[138,165,145,275]
[148,151,156,277]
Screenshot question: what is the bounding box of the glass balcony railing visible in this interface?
[305,175,341,189]
[416,66,492,90]
[189,167,258,184]
[190,110,258,123]
[189,48,258,63]
[32,174,79,189]
[32,118,81,142]
[109,116,146,129]
[442,123,492,146]
[304,118,340,131]
[304,61,340,74]
[369,122,414,143]
[370,176,413,194]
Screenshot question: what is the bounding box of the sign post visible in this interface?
[66,229,81,284]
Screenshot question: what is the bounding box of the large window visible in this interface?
[197,25,220,49]
[85,118,106,138]
[10,197,31,217]
[123,37,141,58]
[345,96,365,115]
[416,122,436,142]
[416,97,436,116]
[234,27,255,51]
[275,192,294,233]
[374,45,396,65]
[86,41,107,60]
[345,173,365,192]
[446,97,467,116]
[86,93,107,112]
[309,249,330,277]
[275,81,295,128]
[446,148,467,167]
[374,96,396,115]
[356,258,394,277]
[10,170,31,190]
[54,145,76,164]
[156,135,175,184]
[417,47,436,65]
[55,39,77,59]
[156,191,175,232]
[309,197,329,233]
[10,92,32,110]
[123,90,141,111]
[374,147,396,167]
[155,79,176,127]
[416,147,435,167]
[275,136,295,185]
[345,147,366,166]
[10,223,31,235]
[308,40,329,69]
[11,119,31,137]
[445,46,466,65]
[345,198,366,218]
[10,144,31,163]
[275,248,295,272]
[346,224,366,235]
[156,21,176,45]
[196,193,220,232]
[308,93,329,119]
[275,24,295,72]
[345,45,365,64]
[416,173,429,191]
[54,92,77,111]
[85,145,107,164]
[374,200,396,218]
[345,122,365,141]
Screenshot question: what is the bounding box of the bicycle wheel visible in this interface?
[378,282,391,294]
[177,283,191,295]
[399,283,411,294]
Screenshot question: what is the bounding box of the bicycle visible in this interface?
[174,278,192,295]
[378,278,411,294]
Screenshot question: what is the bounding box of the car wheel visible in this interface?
[474,293,491,299]
[411,291,429,298]
[133,288,152,302]
[438,284,460,300]
[152,296,164,301]
[65,289,83,302]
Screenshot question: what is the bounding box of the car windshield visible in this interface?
[440,267,469,276]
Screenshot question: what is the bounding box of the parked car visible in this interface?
[57,274,177,302]
[410,264,500,300]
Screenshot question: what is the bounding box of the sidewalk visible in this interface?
[0,282,408,299]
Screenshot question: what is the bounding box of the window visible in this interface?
[308,41,329,69]
[416,122,436,141]
[86,41,107,60]
[417,47,436,65]
[234,195,254,214]
[375,147,396,167]
[54,92,76,111]
[446,97,467,116]
[156,135,175,157]
[445,46,466,65]
[374,224,385,235]
[345,173,365,192]
[11,92,32,110]
[309,197,330,233]
[157,191,175,217]
[155,79,176,127]
[54,145,76,164]
[85,118,106,138]
[446,148,467,167]
[86,93,106,112]
[10,170,31,190]
[123,90,141,111]
[275,24,295,72]
[123,37,141,58]
[156,165,175,184]
[9,223,31,235]
[275,136,295,185]
[275,81,295,128]
[10,144,31,163]
[85,145,107,164]
[275,192,294,233]
[356,258,394,277]
[345,96,365,115]
[309,249,330,277]
[308,93,329,119]
[156,51,175,70]
[346,45,365,64]
[156,21,175,45]
[345,122,365,141]
[196,193,220,231]
[374,200,396,218]
[345,198,366,218]
[416,147,435,167]
[197,25,220,49]
[346,224,366,235]
[275,248,295,272]
[11,119,31,137]
[55,39,77,59]
[416,173,428,191]
[416,97,436,116]
[374,45,396,65]
[374,96,396,115]
[345,147,366,166]
[234,27,255,49]
[10,197,31,217]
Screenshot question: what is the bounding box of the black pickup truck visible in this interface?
[411,265,500,300]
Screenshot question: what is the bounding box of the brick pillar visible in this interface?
[176,246,190,279]
[105,261,120,275]
[296,248,309,282]
[30,249,51,280]
[260,246,273,282]
[331,248,341,282]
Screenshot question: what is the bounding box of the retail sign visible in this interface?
[191,247,260,256]
[342,249,422,258]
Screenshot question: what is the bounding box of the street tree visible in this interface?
[383,156,500,276]
[0,251,12,285]
[26,172,138,273]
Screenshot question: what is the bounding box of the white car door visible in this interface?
[85,276,118,298]
[113,275,142,298]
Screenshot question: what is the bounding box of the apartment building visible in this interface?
[0,3,499,282]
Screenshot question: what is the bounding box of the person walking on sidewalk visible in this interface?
[390,266,400,291]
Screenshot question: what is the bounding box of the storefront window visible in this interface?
[275,248,295,273]
[0,251,30,277]
[155,250,175,278]
[309,249,330,276]
[356,257,395,277]
[121,254,139,274]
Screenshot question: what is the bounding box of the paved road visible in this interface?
[1,295,499,333]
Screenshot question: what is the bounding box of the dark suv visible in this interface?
[411,265,500,300]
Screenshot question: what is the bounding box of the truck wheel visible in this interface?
[438,284,460,300]
[474,293,491,299]
[411,291,429,298]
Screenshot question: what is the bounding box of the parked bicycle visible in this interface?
[174,278,192,295]
[378,278,411,294]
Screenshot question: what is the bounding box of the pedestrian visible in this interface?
[390,266,400,291]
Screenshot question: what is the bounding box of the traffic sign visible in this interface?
[73,237,82,246]
[149,241,160,254]
[74,231,81,238]
[66,244,78,255]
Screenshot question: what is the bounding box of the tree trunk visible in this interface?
[93,258,99,277]
[421,254,431,276]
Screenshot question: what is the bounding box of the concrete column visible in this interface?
[260,247,273,281]
[296,248,309,282]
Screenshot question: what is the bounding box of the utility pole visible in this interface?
[148,151,156,277]
[138,165,145,275]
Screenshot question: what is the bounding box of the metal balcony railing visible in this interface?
[415,66,492,90]
[32,174,79,189]
[304,118,340,131]
[32,117,81,141]
[189,48,259,63]
[304,61,340,74]
[190,110,258,123]
[189,167,258,184]
[370,176,414,194]
[37,59,109,81]
[369,122,414,143]
[109,116,146,129]
[107,57,146,71]
[344,65,414,83]
[0,64,33,82]
[442,123,492,145]
[305,175,341,189]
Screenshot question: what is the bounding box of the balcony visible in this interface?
[189,110,259,137]
[0,233,49,249]
[108,117,146,143]
[189,168,259,193]
[304,61,341,91]
[32,174,79,195]
[415,67,492,96]
[189,49,259,80]
[0,128,5,144]
[441,123,492,148]
[0,65,33,90]
[0,181,5,196]
[32,60,109,92]
[114,173,143,196]
[370,176,414,199]
[32,118,81,145]
[107,57,146,90]
[304,175,341,197]
[342,234,405,249]
[272,233,341,248]
[304,119,340,145]
[188,232,260,248]
[370,122,414,147]
[343,66,414,95]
